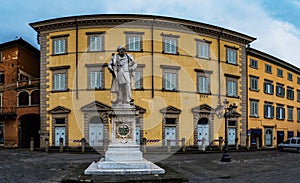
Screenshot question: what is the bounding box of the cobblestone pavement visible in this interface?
[0,148,299,183]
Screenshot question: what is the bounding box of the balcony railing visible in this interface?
[0,107,17,119]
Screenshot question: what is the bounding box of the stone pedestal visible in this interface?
[85,104,165,175]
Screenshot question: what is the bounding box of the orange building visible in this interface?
[0,38,40,147]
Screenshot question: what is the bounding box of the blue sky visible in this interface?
[1,0,299,67]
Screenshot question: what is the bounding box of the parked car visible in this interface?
[278,137,300,152]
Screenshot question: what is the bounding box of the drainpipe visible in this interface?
[217,30,223,104]
[246,45,250,149]
[151,19,155,98]
[75,19,79,99]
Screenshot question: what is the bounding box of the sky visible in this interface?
[1,0,299,67]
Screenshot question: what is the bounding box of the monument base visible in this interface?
[84,144,165,175]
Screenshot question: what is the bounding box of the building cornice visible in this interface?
[247,48,300,75]
[30,14,256,45]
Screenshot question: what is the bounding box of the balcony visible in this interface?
[0,107,17,119]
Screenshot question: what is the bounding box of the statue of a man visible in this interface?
[108,46,137,105]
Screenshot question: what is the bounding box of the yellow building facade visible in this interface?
[247,48,300,148]
[30,14,255,148]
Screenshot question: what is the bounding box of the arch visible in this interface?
[19,114,40,148]
[198,117,209,125]
[30,90,40,105]
[18,91,29,106]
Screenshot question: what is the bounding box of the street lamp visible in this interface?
[215,99,237,162]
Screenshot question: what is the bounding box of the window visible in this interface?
[226,47,237,64]
[161,65,180,91]
[298,77,300,84]
[277,68,283,78]
[250,100,258,117]
[288,106,293,121]
[133,65,144,90]
[162,34,179,54]
[88,70,104,89]
[52,36,68,55]
[53,73,66,91]
[197,74,210,94]
[276,84,285,97]
[0,72,4,84]
[264,81,274,94]
[196,40,210,59]
[297,90,300,102]
[264,103,274,119]
[250,76,258,91]
[250,59,258,69]
[288,72,293,81]
[31,90,40,105]
[87,33,104,51]
[265,64,272,73]
[18,91,29,106]
[0,122,3,145]
[276,105,285,120]
[287,87,294,100]
[126,32,143,52]
[227,78,238,97]
[297,108,300,122]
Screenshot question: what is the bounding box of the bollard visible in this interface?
[219,137,223,151]
[246,135,250,150]
[167,139,171,153]
[141,137,147,153]
[59,137,64,152]
[256,137,260,150]
[45,138,49,152]
[201,138,206,152]
[181,138,186,152]
[30,137,34,151]
[235,137,239,150]
[81,138,86,153]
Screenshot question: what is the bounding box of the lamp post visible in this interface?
[216,99,237,162]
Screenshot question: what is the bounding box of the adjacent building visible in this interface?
[30,14,256,148]
[0,38,40,147]
[247,48,300,148]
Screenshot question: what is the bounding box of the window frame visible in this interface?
[196,72,211,94]
[51,35,69,55]
[132,64,145,90]
[277,68,283,78]
[287,72,293,81]
[287,87,294,100]
[86,32,105,52]
[50,66,70,92]
[125,31,144,52]
[264,80,274,95]
[161,34,179,55]
[249,76,259,91]
[250,100,259,117]
[250,59,258,69]
[264,102,274,119]
[226,77,238,97]
[276,84,285,98]
[276,105,285,120]
[226,47,238,65]
[195,39,211,59]
[265,64,272,74]
[287,106,294,121]
[161,65,180,91]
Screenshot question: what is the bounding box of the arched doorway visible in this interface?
[19,114,40,148]
[197,118,209,146]
[89,117,104,146]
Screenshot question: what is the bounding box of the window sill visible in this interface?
[161,88,178,92]
[51,53,68,56]
[87,88,106,91]
[276,118,285,121]
[250,115,259,118]
[226,61,238,66]
[264,92,274,95]
[198,92,211,95]
[162,51,179,55]
[249,88,260,92]
[287,120,294,122]
[226,95,239,99]
[196,56,211,60]
[51,89,70,93]
[264,116,274,119]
